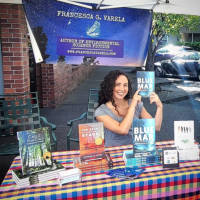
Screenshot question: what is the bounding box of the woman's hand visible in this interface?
[150,92,163,131]
[132,90,142,107]
[150,92,163,108]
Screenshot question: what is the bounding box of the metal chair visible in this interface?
[0,92,57,155]
[66,89,99,150]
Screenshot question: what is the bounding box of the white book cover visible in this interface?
[174,120,195,149]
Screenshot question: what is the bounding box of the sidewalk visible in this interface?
[40,66,200,151]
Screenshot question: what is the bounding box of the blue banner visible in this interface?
[23,0,152,67]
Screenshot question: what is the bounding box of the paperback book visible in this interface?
[79,122,105,156]
[136,71,155,97]
[73,122,113,172]
[12,161,65,187]
[132,118,156,157]
[17,127,54,176]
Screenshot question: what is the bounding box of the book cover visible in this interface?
[174,120,195,149]
[78,122,104,156]
[136,71,155,97]
[17,127,53,176]
[132,118,156,157]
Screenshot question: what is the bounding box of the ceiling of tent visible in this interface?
[57,0,200,16]
[1,1,199,16]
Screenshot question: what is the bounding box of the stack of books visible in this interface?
[12,127,66,187]
[12,161,65,187]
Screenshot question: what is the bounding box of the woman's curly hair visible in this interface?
[98,70,132,107]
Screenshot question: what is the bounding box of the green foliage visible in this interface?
[177,41,200,51]
[146,13,200,70]
[153,13,200,46]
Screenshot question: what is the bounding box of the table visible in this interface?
[0,141,200,200]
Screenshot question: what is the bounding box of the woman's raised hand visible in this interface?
[150,92,163,108]
[132,90,141,106]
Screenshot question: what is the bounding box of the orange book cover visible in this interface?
[78,122,104,156]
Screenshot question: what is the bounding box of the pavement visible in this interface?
[40,65,200,151]
[1,65,200,184]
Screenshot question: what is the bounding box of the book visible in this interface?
[12,161,65,187]
[174,120,195,149]
[17,127,54,176]
[73,122,113,172]
[136,71,155,97]
[58,168,81,186]
[78,122,105,157]
[132,118,156,157]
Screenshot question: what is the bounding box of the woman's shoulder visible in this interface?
[95,104,107,115]
[95,103,114,117]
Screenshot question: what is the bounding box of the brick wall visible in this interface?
[0,4,30,94]
[37,63,95,108]
[0,3,95,108]
[54,63,94,106]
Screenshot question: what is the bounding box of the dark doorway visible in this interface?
[29,48,37,92]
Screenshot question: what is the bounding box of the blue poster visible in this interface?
[23,0,152,66]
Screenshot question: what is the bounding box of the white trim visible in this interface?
[57,0,92,9]
[0,0,22,4]
[25,17,43,63]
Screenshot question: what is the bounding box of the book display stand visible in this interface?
[162,147,179,168]
[73,151,113,173]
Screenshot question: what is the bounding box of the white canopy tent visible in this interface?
[57,0,200,16]
[1,0,200,16]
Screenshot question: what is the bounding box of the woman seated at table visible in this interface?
[95,70,163,147]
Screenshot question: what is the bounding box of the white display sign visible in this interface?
[174,120,195,149]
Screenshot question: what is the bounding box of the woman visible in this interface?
[95,70,163,147]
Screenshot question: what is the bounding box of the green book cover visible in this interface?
[17,127,53,176]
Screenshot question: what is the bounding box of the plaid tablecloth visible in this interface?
[0,141,200,200]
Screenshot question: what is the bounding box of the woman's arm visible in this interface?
[96,90,141,135]
[150,92,163,131]
[140,92,163,131]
